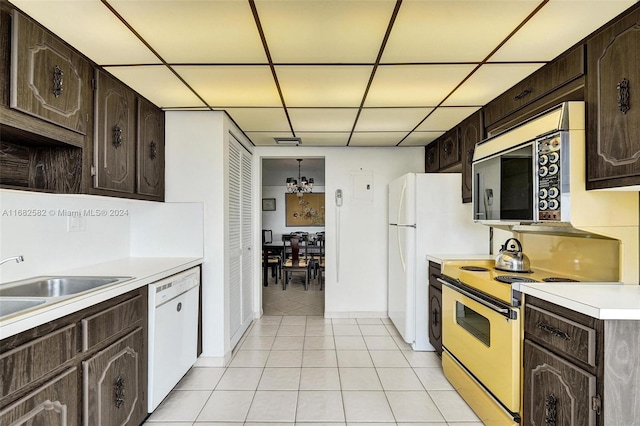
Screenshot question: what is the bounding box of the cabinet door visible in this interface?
[523,340,597,426]
[424,142,439,172]
[459,111,483,203]
[0,367,78,426]
[137,97,165,198]
[438,128,460,169]
[94,70,136,193]
[586,8,640,189]
[428,285,442,355]
[83,327,145,426]
[10,11,91,135]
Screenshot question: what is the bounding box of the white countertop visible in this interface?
[0,256,203,339]
[427,253,494,264]
[519,282,640,320]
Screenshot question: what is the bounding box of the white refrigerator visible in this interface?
[388,173,488,350]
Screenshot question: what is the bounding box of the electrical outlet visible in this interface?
[67,216,86,232]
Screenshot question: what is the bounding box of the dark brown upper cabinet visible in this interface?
[424,142,439,172]
[484,45,585,134]
[9,10,92,139]
[586,5,640,189]
[459,111,484,203]
[438,128,460,169]
[137,97,165,199]
[93,69,136,194]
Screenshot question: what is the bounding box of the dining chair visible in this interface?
[316,233,325,290]
[262,229,281,284]
[282,234,309,290]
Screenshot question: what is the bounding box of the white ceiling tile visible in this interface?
[416,107,482,131]
[366,65,476,107]
[276,66,373,107]
[442,64,544,106]
[349,132,407,146]
[109,0,267,63]
[355,108,433,131]
[400,132,444,146]
[491,1,637,61]
[382,0,540,62]
[296,132,351,146]
[288,109,358,132]
[225,108,290,132]
[174,66,280,107]
[104,66,203,108]
[255,0,396,63]
[246,132,295,146]
[11,0,159,65]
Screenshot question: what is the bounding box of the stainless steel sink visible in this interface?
[0,298,46,318]
[0,276,133,298]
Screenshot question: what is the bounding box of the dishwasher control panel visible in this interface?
[151,267,200,307]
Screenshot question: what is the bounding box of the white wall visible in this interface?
[261,185,326,242]
[254,146,424,318]
[0,189,203,283]
[165,110,254,363]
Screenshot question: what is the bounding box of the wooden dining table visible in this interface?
[262,242,323,286]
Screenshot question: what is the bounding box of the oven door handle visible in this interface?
[437,278,517,320]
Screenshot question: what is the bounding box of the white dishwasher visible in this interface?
[148,266,200,412]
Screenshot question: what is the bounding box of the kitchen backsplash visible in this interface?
[0,189,203,283]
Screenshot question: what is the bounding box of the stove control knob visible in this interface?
[548,164,559,175]
[539,188,548,199]
[538,154,549,166]
[549,152,559,163]
[548,199,559,210]
[539,200,548,210]
[548,187,559,198]
[539,166,548,177]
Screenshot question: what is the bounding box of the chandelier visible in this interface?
[286,159,314,197]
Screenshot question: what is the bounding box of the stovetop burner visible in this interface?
[459,266,490,272]
[542,277,580,283]
[494,275,539,284]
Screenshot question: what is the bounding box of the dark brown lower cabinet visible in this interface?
[0,287,148,426]
[83,328,145,426]
[523,296,640,426]
[0,367,78,425]
[524,340,596,426]
[428,261,442,355]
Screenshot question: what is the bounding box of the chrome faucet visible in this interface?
[0,255,25,266]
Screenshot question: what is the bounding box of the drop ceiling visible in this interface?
[10,0,637,147]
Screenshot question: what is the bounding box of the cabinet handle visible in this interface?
[618,78,630,114]
[536,321,571,340]
[544,393,557,426]
[113,125,123,148]
[432,308,439,327]
[150,141,157,160]
[514,88,532,101]
[114,376,125,408]
[466,148,474,165]
[52,65,64,98]
[443,140,454,155]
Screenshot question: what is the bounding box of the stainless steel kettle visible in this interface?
[495,238,531,273]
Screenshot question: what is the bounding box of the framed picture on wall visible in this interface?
[262,198,276,211]
[285,193,325,226]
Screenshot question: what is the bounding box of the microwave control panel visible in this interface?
[536,133,562,221]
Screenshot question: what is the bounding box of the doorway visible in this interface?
[261,157,326,316]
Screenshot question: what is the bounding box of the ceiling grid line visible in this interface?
[248,0,296,140]
[396,0,551,146]
[346,0,403,147]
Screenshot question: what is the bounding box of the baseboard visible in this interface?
[324,311,388,319]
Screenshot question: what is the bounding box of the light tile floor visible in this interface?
[144,316,482,426]
[263,273,324,316]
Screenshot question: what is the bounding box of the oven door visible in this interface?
[441,281,520,413]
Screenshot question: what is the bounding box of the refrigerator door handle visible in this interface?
[397,179,407,226]
[398,226,406,272]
